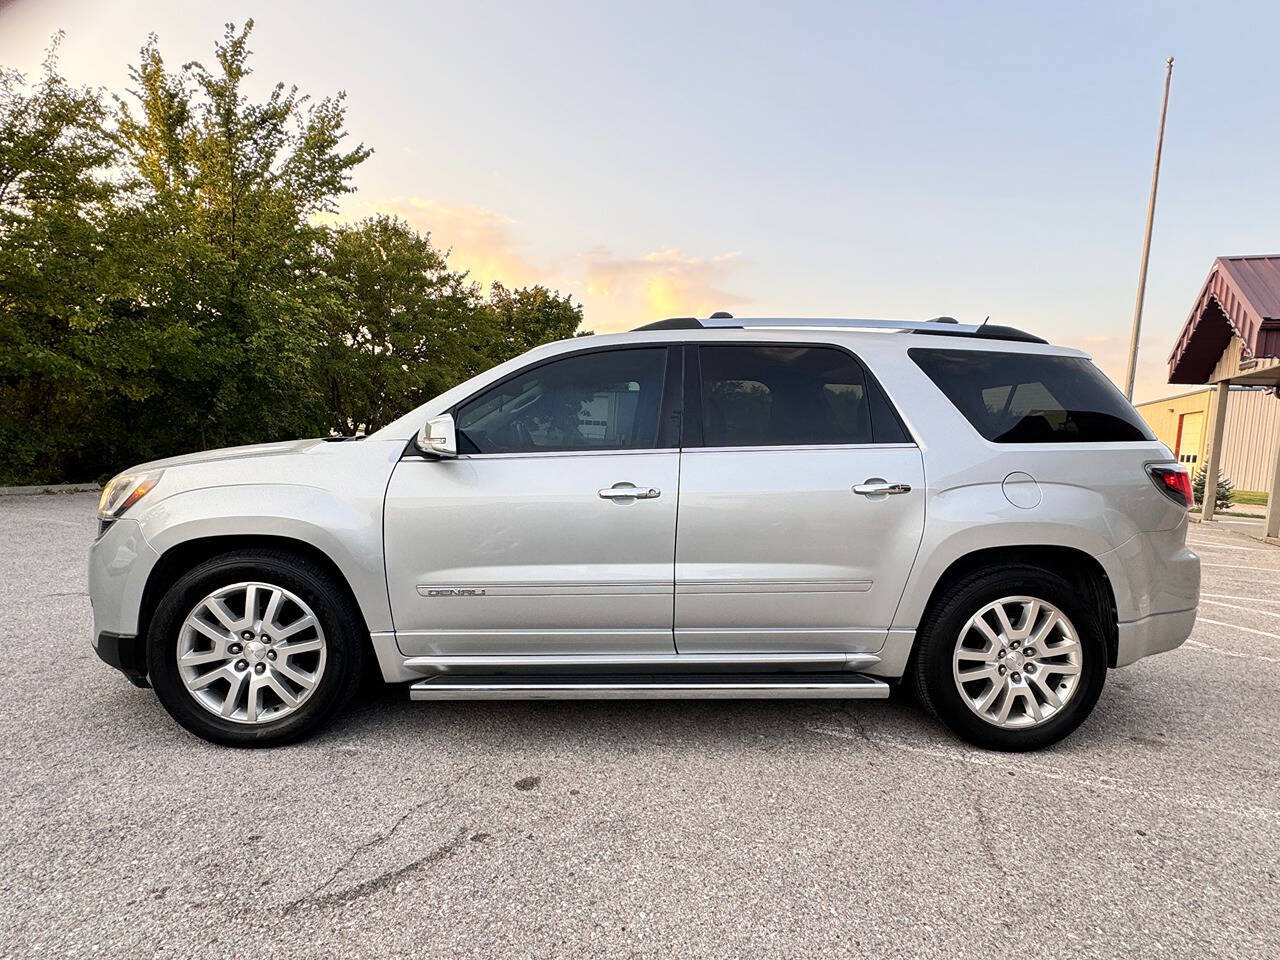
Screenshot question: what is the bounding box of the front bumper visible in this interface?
[89,517,160,686]
[1115,607,1197,667]
[93,631,149,687]
[89,517,159,636]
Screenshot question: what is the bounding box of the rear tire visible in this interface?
[147,550,366,747]
[912,565,1106,751]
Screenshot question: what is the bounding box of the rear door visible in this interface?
[674,343,925,654]
[384,345,682,657]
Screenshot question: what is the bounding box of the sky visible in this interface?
[3,0,1278,403]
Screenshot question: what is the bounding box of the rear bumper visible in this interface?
[1095,529,1200,623]
[93,630,149,687]
[1115,607,1197,667]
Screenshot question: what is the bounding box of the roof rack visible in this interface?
[632,316,1046,344]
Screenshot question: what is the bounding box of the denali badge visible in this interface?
[417,586,487,598]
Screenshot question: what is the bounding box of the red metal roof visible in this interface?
[1168,255,1280,383]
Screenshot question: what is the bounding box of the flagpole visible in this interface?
[1124,56,1175,400]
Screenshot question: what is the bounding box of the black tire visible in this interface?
[911,564,1107,751]
[147,550,367,747]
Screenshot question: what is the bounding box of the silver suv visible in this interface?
[88,316,1200,750]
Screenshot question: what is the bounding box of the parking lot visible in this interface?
[1,491,1277,958]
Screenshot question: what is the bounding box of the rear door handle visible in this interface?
[599,483,661,500]
[853,480,912,496]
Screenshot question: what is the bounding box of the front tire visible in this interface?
[147,550,366,747]
[912,565,1107,751]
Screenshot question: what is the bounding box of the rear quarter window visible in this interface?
[908,348,1154,443]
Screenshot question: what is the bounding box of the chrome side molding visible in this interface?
[401,651,880,675]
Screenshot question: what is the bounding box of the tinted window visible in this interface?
[698,345,874,446]
[909,348,1154,443]
[868,378,911,444]
[456,348,667,453]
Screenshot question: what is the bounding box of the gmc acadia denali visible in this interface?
[89,315,1200,750]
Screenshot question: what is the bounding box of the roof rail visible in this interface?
[633,315,1046,343]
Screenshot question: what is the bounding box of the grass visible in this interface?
[1233,489,1269,506]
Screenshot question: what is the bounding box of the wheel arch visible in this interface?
[137,535,374,657]
[912,545,1120,668]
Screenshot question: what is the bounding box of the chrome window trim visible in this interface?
[445,447,681,461]
[404,443,919,461]
[680,442,919,454]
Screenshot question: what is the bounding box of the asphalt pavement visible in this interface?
[1,492,1276,958]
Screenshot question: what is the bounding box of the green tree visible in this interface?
[1192,466,1234,512]
[316,215,481,435]
[0,22,585,483]
[0,40,124,483]
[316,221,585,435]
[479,282,584,364]
[106,19,371,458]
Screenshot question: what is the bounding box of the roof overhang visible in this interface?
[1168,255,1280,383]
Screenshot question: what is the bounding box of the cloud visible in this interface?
[359,196,749,333]
[378,197,540,291]
[577,248,749,331]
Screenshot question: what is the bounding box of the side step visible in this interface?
[408,672,890,701]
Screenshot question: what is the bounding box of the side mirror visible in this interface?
[415,414,457,458]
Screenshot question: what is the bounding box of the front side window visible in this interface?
[909,348,1154,443]
[455,348,668,454]
[697,345,877,447]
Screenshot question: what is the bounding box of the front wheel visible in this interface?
[147,550,366,747]
[912,565,1107,751]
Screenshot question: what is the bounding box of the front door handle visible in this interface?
[599,483,661,500]
[853,480,912,496]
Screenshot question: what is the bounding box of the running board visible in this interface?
[408,672,890,701]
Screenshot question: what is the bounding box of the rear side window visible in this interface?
[696,345,906,446]
[909,348,1154,443]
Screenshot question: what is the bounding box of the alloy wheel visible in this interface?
[176,581,327,724]
[951,596,1083,729]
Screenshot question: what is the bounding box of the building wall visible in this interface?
[1137,390,1212,470]
[1221,388,1280,491]
[1137,386,1280,492]
[1209,335,1280,384]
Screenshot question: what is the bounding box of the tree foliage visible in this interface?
[0,38,122,482]
[316,215,481,436]
[1192,466,1234,512]
[314,219,584,436]
[0,23,582,484]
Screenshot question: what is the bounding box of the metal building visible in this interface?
[1161,254,1280,533]
[1135,384,1280,492]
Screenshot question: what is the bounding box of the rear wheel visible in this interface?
[912,565,1106,750]
[147,550,366,747]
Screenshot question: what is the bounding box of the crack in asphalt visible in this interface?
[839,705,885,755]
[959,763,1010,887]
[281,762,478,917]
[284,826,471,916]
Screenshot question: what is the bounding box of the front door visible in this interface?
[674,343,926,653]
[384,345,681,657]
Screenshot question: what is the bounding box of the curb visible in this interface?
[0,483,101,497]
[1191,514,1280,548]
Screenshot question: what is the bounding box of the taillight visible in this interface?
[1147,464,1193,508]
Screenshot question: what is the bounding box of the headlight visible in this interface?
[97,469,164,521]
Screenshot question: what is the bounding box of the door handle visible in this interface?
[853,480,912,496]
[599,483,661,500]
